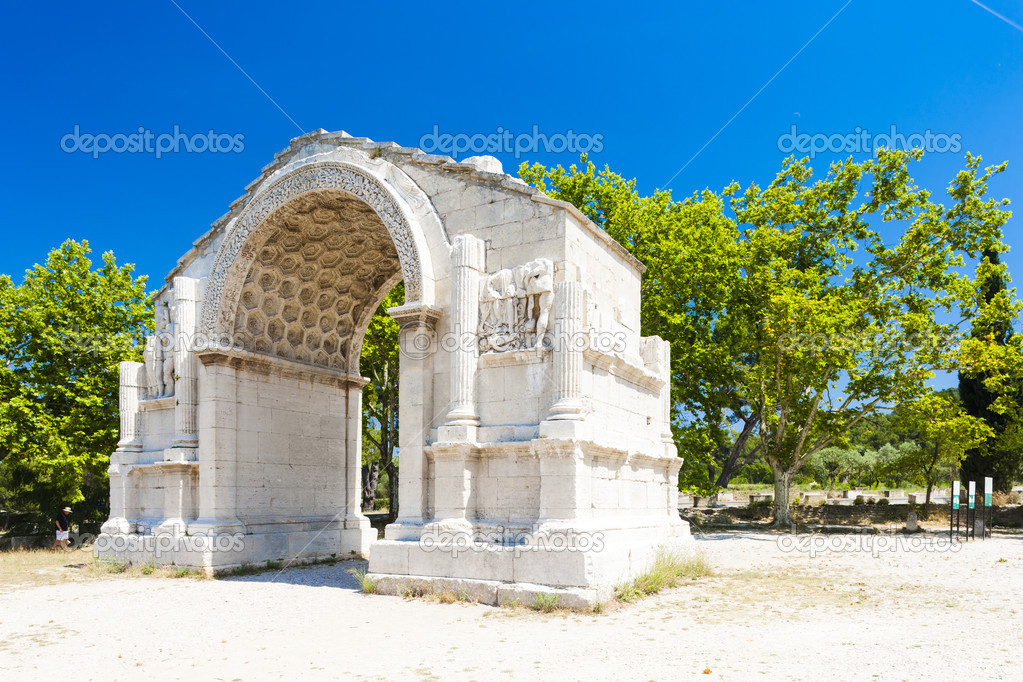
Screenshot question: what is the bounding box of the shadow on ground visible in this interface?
[219,558,368,590]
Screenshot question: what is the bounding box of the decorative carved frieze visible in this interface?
[478,258,554,353]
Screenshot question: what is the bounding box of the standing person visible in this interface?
[52,507,71,550]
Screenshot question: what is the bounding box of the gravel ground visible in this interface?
[0,531,1020,681]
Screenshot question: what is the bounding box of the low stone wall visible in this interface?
[686,504,1023,528]
[0,535,49,551]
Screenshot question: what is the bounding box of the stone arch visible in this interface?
[199,161,438,359]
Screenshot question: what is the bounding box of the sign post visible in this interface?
[984,477,993,539]
[968,481,976,540]
[951,480,961,541]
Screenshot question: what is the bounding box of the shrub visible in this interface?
[614,547,711,603]
[877,498,890,505]
[993,491,1021,506]
[866,497,876,505]
[853,495,866,505]
[347,568,378,594]
[817,499,828,507]
[531,593,561,613]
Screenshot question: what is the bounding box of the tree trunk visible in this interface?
[713,415,760,488]
[768,460,793,527]
[924,443,939,505]
[384,460,399,523]
[361,461,380,511]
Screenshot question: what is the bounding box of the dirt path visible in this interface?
[0,532,1020,680]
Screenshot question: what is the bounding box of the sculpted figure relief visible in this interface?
[479,258,554,353]
[143,304,176,398]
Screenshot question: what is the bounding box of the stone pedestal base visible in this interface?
[94,521,377,575]
[367,522,691,607]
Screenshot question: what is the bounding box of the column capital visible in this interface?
[451,234,486,271]
[388,303,443,331]
[172,275,203,303]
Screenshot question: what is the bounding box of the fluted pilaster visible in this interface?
[117,361,146,451]
[172,276,201,450]
[546,280,585,421]
[444,235,485,428]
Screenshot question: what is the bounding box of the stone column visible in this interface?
[344,383,366,521]
[171,276,201,458]
[386,304,441,537]
[117,361,146,451]
[101,361,146,535]
[188,353,243,536]
[341,379,375,556]
[544,280,585,422]
[441,235,485,436]
[659,339,677,449]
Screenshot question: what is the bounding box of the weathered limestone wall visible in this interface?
[231,367,348,527]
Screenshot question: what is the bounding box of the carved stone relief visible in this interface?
[143,303,175,398]
[478,258,554,353]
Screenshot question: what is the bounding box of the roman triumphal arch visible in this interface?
[96,130,689,605]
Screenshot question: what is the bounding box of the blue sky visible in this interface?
[1,0,1021,299]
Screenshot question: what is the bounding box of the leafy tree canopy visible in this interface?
[0,240,151,520]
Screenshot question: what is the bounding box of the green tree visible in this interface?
[958,246,1023,492]
[893,390,992,503]
[522,150,1015,526]
[0,240,151,520]
[726,150,1012,525]
[808,446,857,490]
[360,283,402,519]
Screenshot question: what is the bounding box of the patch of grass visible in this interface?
[140,563,157,576]
[531,592,560,613]
[347,568,378,594]
[615,547,711,603]
[102,560,132,574]
[172,567,201,579]
[217,563,263,578]
[402,584,427,599]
